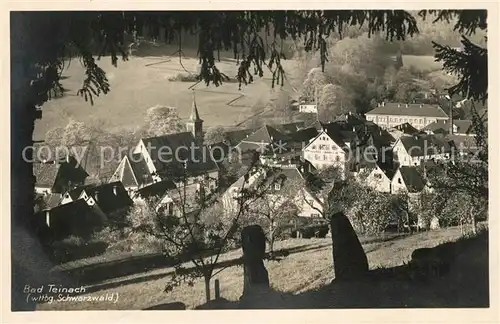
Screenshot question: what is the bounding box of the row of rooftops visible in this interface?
[366,102,449,118]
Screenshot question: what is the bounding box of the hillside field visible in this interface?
[402,55,443,72]
[34,54,301,141]
[37,225,488,310]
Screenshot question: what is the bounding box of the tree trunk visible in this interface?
[269,224,274,254]
[470,207,477,235]
[204,275,211,304]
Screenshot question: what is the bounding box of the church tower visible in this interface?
[186,90,203,143]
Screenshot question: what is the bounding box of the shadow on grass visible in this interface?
[185,230,489,309]
[79,242,331,294]
[60,232,407,289]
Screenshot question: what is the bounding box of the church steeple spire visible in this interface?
[186,90,203,142]
[190,90,202,122]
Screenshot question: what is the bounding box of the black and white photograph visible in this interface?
[7,7,494,317]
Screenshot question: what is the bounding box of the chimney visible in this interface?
[405,104,408,108]
[113,185,118,196]
[420,104,423,108]
[382,102,385,107]
[397,104,401,108]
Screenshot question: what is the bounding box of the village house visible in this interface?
[447,134,479,157]
[38,199,106,240]
[222,165,323,219]
[365,102,449,130]
[298,102,318,113]
[33,155,88,195]
[109,94,220,194]
[264,166,324,218]
[60,181,133,219]
[235,124,297,165]
[392,133,453,167]
[302,118,374,176]
[360,160,398,193]
[422,119,474,136]
[155,182,206,217]
[391,165,430,195]
[302,127,349,174]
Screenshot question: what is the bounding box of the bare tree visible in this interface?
[248,182,300,253]
[130,162,277,304]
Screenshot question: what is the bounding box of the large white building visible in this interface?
[365,102,449,130]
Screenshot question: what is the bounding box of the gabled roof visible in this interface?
[128,154,153,186]
[397,166,426,193]
[84,181,133,215]
[140,132,219,177]
[398,134,453,157]
[447,134,479,153]
[43,193,63,209]
[33,157,88,189]
[288,127,319,144]
[273,121,306,134]
[422,119,473,135]
[376,160,398,180]
[315,123,349,149]
[365,124,396,148]
[43,199,104,239]
[241,125,290,144]
[263,166,306,194]
[366,103,449,118]
[65,184,95,200]
[136,180,177,200]
[393,122,421,135]
[222,128,258,146]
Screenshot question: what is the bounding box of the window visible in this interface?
[312,145,316,150]
[374,173,382,179]
[323,155,328,161]
[311,213,320,218]
[398,178,402,184]
[331,145,336,150]
[275,183,281,190]
[335,155,340,162]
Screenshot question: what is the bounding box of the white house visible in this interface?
[302,128,349,176]
[392,134,452,167]
[365,102,449,130]
[362,162,396,193]
[299,104,318,113]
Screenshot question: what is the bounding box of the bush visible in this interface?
[167,73,199,82]
[167,72,238,83]
[50,235,108,264]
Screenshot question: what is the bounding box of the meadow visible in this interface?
[34,52,301,141]
[37,225,488,310]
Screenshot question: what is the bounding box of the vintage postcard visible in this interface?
[3,3,498,323]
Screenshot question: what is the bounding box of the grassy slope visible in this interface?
[37,225,488,310]
[34,54,300,141]
[35,52,453,141]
